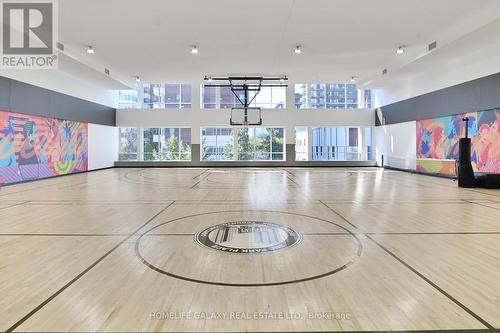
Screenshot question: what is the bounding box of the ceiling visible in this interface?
[58,0,500,86]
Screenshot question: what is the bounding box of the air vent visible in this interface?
[104,68,110,75]
[56,42,64,51]
[382,68,388,75]
[428,41,437,51]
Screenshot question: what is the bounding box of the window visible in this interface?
[119,84,191,109]
[220,87,243,109]
[346,84,358,109]
[201,128,234,160]
[364,127,372,160]
[164,84,192,109]
[200,86,248,109]
[202,85,217,109]
[325,84,345,109]
[310,84,326,109]
[295,127,308,161]
[294,84,371,109]
[119,127,138,160]
[143,84,164,109]
[310,127,372,161]
[364,89,372,108]
[201,127,285,161]
[248,86,286,109]
[294,84,307,109]
[143,128,191,161]
[201,85,286,109]
[118,90,138,109]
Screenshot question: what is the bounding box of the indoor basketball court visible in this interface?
[1,1,500,332]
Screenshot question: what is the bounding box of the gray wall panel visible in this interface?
[380,72,500,125]
[479,75,500,111]
[0,77,11,110]
[10,79,51,116]
[0,75,115,126]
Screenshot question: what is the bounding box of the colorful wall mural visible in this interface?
[416,109,500,175]
[0,110,88,185]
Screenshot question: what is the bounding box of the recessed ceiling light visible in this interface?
[135,76,141,82]
[294,46,302,54]
[86,46,95,54]
[396,46,405,54]
[191,46,198,54]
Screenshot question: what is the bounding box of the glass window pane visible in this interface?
[202,85,217,108]
[364,89,372,108]
[272,87,286,109]
[220,87,237,109]
[143,84,164,109]
[346,84,358,107]
[364,127,372,160]
[293,83,369,109]
[143,128,161,160]
[310,127,367,161]
[201,127,284,161]
[118,90,138,109]
[181,84,191,104]
[165,84,180,105]
[119,127,137,160]
[294,84,307,109]
[202,128,234,160]
[179,128,192,161]
[271,128,284,153]
[295,127,308,161]
[309,84,325,109]
[250,87,286,109]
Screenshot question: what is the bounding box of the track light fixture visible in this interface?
[294,46,302,54]
[86,46,95,54]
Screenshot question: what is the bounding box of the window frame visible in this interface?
[200,126,286,161]
[201,85,286,109]
[141,127,192,161]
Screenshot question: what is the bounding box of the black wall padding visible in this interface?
[379,72,500,125]
[0,76,116,126]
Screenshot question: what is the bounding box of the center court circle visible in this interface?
[135,210,363,286]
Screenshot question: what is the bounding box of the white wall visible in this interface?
[0,52,123,108]
[88,124,119,170]
[374,121,416,170]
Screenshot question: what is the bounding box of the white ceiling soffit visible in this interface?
[57,51,131,90]
[58,0,500,84]
[369,17,500,105]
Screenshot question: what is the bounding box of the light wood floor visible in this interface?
[0,167,499,332]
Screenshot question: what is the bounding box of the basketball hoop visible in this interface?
[203,76,287,126]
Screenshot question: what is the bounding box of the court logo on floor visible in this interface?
[195,221,302,254]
